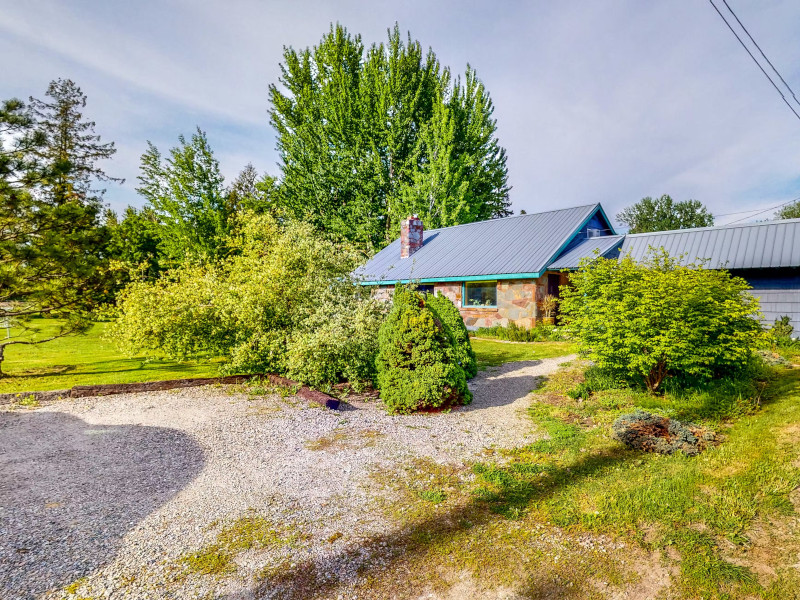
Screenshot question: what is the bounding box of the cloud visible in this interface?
[2,0,799,222]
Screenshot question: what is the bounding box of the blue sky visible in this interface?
[2,0,800,227]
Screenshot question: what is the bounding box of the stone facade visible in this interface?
[372,271,569,329]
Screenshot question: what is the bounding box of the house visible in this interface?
[357,203,800,333]
[355,203,620,328]
[619,219,800,332]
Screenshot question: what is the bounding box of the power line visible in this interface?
[720,0,800,109]
[721,197,799,225]
[708,0,800,123]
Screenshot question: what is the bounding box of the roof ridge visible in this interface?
[626,216,800,237]
[420,203,600,235]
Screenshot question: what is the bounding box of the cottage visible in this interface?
[358,203,800,334]
[356,204,620,328]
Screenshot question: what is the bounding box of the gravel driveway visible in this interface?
[0,356,573,600]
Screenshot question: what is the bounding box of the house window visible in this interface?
[416,284,435,295]
[464,281,497,308]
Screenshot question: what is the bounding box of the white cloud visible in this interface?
[2,0,799,222]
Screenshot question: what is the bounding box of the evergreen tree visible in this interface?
[136,129,230,264]
[270,24,510,251]
[0,82,118,376]
[616,195,713,234]
[28,78,122,206]
[227,163,277,214]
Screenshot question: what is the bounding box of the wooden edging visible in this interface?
[0,373,341,410]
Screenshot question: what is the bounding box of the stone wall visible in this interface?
[369,272,568,329]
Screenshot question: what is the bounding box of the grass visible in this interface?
[259,363,800,599]
[471,338,577,369]
[0,319,223,393]
[181,512,308,577]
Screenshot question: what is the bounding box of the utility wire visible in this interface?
[708,0,800,123]
[720,0,800,109]
[721,197,799,225]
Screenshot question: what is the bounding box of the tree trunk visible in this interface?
[0,344,5,378]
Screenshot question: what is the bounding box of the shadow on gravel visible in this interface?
[0,411,204,599]
[236,448,628,600]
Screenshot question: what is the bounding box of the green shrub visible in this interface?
[375,288,471,414]
[425,292,477,378]
[560,249,762,392]
[109,214,380,388]
[473,321,566,342]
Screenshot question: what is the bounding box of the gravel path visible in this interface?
[0,356,574,599]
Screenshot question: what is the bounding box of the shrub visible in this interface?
[375,288,471,414]
[560,249,762,392]
[611,410,717,456]
[473,322,566,342]
[425,292,477,378]
[109,213,381,388]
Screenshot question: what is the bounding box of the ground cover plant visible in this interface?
[0,319,220,393]
[472,321,566,342]
[560,249,762,391]
[375,288,471,413]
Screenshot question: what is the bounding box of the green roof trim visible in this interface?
[358,272,542,286]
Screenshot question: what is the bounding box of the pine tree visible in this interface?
[28,78,122,206]
[0,81,118,376]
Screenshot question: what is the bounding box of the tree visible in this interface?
[270,23,510,252]
[136,129,230,264]
[776,200,800,220]
[0,82,118,376]
[559,249,761,392]
[28,78,122,206]
[227,163,277,214]
[106,206,164,281]
[616,195,713,233]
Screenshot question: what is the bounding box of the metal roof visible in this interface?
[620,218,800,269]
[548,235,625,270]
[356,204,604,284]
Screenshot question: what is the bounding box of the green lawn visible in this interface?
[471,338,577,369]
[0,320,222,393]
[0,322,575,394]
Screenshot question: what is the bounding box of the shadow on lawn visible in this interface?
[0,411,204,599]
[233,448,629,599]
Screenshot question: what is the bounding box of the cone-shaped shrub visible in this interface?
[425,292,477,379]
[376,287,472,414]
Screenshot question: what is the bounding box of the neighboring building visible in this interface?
[355,204,619,329]
[620,219,800,332]
[358,204,800,333]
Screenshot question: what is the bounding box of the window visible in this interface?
[416,284,435,295]
[464,281,497,308]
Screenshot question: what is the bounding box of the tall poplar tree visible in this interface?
[270,24,510,252]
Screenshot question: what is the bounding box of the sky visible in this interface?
[2,0,800,228]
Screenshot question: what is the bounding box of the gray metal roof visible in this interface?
[356,204,603,283]
[549,235,625,270]
[620,218,800,269]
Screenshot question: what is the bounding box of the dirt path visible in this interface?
[0,356,580,599]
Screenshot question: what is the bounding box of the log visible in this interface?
[0,374,340,410]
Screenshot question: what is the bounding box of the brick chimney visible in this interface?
[400,215,423,259]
